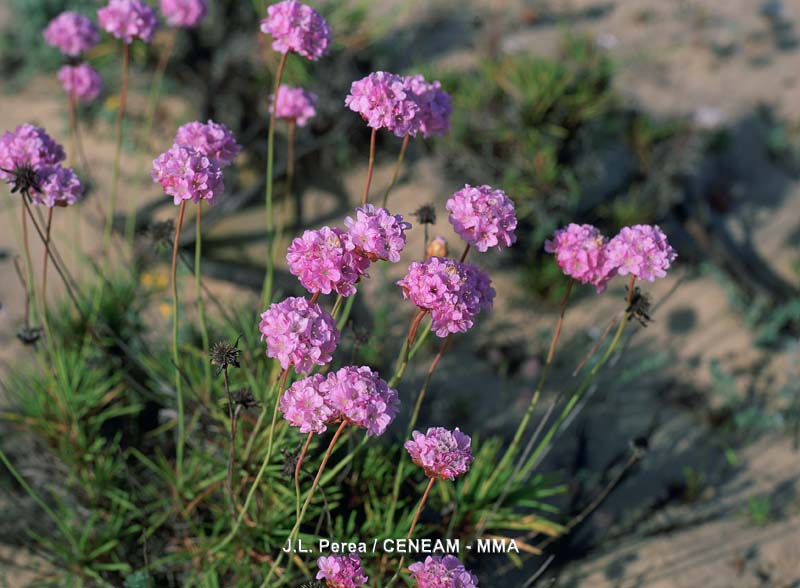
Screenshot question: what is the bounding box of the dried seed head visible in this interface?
[210,336,242,376]
[626,286,652,327]
[413,203,437,225]
[2,164,40,196]
[17,326,43,346]
[231,387,258,408]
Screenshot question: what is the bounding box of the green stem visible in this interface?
[336,293,356,330]
[361,128,377,206]
[262,51,290,307]
[103,41,129,256]
[387,477,436,587]
[214,367,290,552]
[195,203,212,394]
[19,198,36,328]
[388,309,428,388]
[295,432,313,520]
[171,201,187,485]
[381,133,409,208]
[481,280,574,494]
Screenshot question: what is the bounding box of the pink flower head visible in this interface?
[58,64,103,103]
[405,427,473,481]
[259,296,339,374]
[31,165,83,208]
[280,374,333,434]
[405,75,452,138]
[316,554,369,588]
[344,204,411,263]
[397,257,495,337]
[408,555,479,588]
[260,0,331,61]
[320,366,399,436]
[345,71,421,137]
[270,85,318,127]
[159,0,207,28]
[606,224,677,282]
[0,124,65,186]
[287,226,370,296]
[151,144,223,205]
[97,0,159,44]
[446,184,517,252]
[544,223,616,292]
[43,11,100,57]
[174,120,241,167]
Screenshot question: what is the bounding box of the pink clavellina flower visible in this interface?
[345,71,421,137]
[271,85,318,127]
[0,124,65,186]
[606,224,677,282]
[320,366,399,436]
[174,120,242,167]
[397,257,495,337]
[405,75,453,138]
[97,0,159,44]
[43,11,100,57]
[344,204,411,263]
[544,223,616,292]
[151,144,223,206]
[31,166,83,208]
[316,554,369,588]
[286,226,370,296]
[446,184,517,252]
[259,296,339,374]
[408,555,479,588]
[280,374,333,434]
[405,427,473,481]
[260,0,331,61]
[58,64,103,103]
[159,0,207,28]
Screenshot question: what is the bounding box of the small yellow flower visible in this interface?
[159,302,172,319]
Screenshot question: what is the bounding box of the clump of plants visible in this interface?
[0,1,679,586]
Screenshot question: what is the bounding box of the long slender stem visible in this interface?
[385,335,453,535]
[195,203,212,395]
[484,280,574,491]
[361,128,377,206]
[295,432,313,519]
[262,51,289,306]
[20,200,35,327]
[388,477,436,586]
[388,309,428,388]
[215,367,290,551]
[382,133,409,208]
[265,421,348,583]
[223,368,237,521]
[41,207,53,309]
[171,201,187,484]
[459,243,470,263]
[103,41,130,255]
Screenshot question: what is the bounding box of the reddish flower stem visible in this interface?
[459,243,470,263]
[310,292,320,304]
[294,432,314,518]
[382,132,410,208]
[41,207,53,307]
[171,200,187,483]
[361,128,377,206]
[389,477,436,585]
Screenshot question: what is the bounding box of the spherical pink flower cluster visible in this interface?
[259,296,339,374]
[159,0,207,28]
[405,427,473,481]
[408,555,479,588]
[345,71,420,137]
[43,11,100,57]
[544,223,616,292]
[58,64,103,103]
[287,226,370,296]
[316,554,369,588]
[151,144,223,206]
[545,223,677,288]
[97,0,159,44]
[405,75,452,138]
[344,204,411,263]
[446,184,517,252]
[320,366,399,436]
[0,124,65,185]
[271,85,318,127]
[606,224,677,282]
[174,120,241,167]
[280,374,332,434]
[397,257,495,337]
[281,366,398,436]
[260,0,331,61]
[32,166,83,208]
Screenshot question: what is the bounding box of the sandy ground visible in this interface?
[1,0,800,586]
